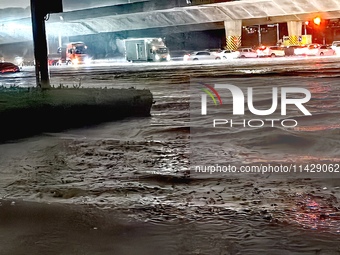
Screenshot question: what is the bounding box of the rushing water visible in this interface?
[0,56,340,254]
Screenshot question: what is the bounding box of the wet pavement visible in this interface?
[0,56,340,254]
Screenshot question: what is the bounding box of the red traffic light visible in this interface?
[313,17,321,25]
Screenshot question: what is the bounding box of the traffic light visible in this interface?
[313,16,321,26]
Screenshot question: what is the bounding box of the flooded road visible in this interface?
[0,56,340,254]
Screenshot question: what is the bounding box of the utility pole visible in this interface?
[258,25,262,46]
[30,0,63,89]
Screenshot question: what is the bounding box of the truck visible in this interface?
[124,38,170,62]
[49,41,90,65]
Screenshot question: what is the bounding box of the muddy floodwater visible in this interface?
[0,57,340,254]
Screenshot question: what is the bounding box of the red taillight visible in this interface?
[183,54,190,61]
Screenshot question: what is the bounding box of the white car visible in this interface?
[204,48,223,54]
[183,51,221,61]
[306,44,335,56]
[291,45,308,56]
[331,41,340,50]
[235,48,258,58]
[219,49,239,59]
[256,46,285,57]
[331,41,340,55]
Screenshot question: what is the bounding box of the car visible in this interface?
[0,62,20,74]
[219,49,239,59]
[235,47,258,58]
[256,46,285,57]
[204,48,223,53]
[293,45,308,56]
[285,45,308,56]
[331,41,340,55]
[183,51,221,61]
[305,44,335,56]
[331,41,340,50]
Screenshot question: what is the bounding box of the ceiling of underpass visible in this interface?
[1,0,340,44]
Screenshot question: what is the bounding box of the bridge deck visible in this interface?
[0,0,340,44]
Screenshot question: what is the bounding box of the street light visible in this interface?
[313,17,321,26]
[58,15,63,48]
[304,21,309,35]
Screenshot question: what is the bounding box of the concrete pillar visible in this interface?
[286,21,303,45]
[287,21,302,36]
[224,20,242,50]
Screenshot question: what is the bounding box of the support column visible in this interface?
[30,0,50,89]
[30,0,62,88]
[287,21,302,45]
[224,20,242,50]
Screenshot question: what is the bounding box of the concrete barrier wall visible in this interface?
[0,87,153,142]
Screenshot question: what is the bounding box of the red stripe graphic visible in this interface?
[203,83,223,105]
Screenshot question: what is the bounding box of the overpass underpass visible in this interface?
[1,0,340,58]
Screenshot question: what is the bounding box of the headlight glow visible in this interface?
[15,57,23,65]
[72,58,79,65]
[84,57,92,65]
[183,54,190,61]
